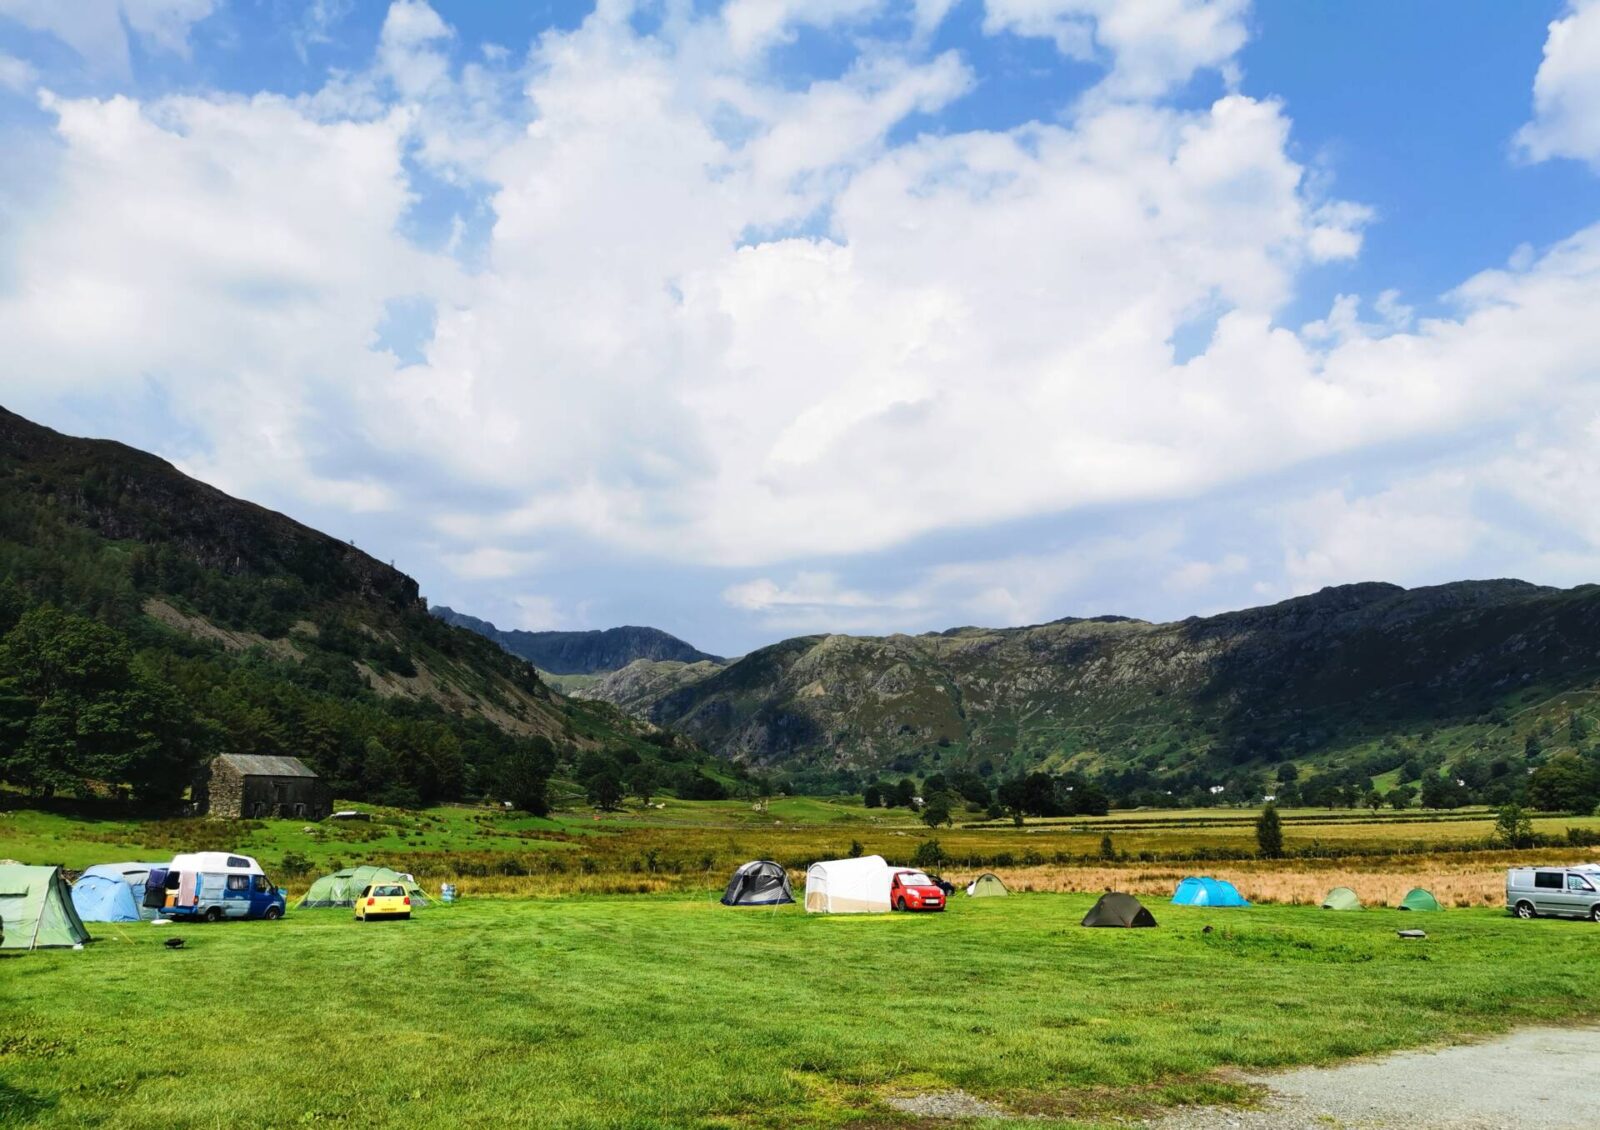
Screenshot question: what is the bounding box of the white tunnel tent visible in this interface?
[804,855,892,914]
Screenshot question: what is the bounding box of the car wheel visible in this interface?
[204,906,222,923]
[264,905,283,921]
[1514,900,1536,920]
[895,898,906,911]
[1590,905,1600,923]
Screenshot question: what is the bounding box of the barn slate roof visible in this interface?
[216,754,320,779]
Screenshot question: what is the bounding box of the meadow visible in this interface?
[5,798,1600,1127]
[7,893,1600,1129]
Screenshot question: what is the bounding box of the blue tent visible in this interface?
[1171,876,1250,907]
[71,862,163,922]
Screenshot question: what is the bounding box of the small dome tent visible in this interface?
[965,873,1009,897]
[299,866,431,909]
[1321,886,1362,910]
[804,855,891,914]
[0,864,91,950]
[721,860,794,906]
[1171,876,1249,907]
[1082,891,1157,928]
[71,862,164,922]
[1398,888,1441,911]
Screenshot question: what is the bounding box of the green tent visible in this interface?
[0,864,92,950]
[1398,888,1441,912]
[965,873,1009,897]
[1082,891,1157,928]
[299,866,431,909]
[1321,886,1362,910]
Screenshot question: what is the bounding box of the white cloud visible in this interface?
[1516,0,1600,166]
[0,0,216,74]
[0,50,37,91]
[510,594,564,631]
[982,0,1249,99]
[439,547,548,580]
[1164,552,1247,592]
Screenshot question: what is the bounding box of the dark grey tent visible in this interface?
[721,860,794,906]
[1081,891,1157,928]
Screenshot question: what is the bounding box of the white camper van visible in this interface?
[1506,866,1600,921]
[154,852,286,922]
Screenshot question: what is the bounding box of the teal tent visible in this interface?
[0,864,91,950]
[71,862,164,922]
[1321,886,1362,910]
[1399,888,1441,912]
[1171,876,1249,907]
[299,866,430,909]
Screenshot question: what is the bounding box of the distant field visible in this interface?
[5,895,1600,1128]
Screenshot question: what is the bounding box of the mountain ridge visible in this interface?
[431,606,724,674]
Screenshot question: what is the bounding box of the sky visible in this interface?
[1,0,1599,658]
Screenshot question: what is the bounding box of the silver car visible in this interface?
[1506,867,1600,921]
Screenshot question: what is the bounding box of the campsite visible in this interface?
[5,798,1600,1127]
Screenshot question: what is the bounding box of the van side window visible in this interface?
[165,872,180,889]
[1534,872,1563,889]
[226,874,250,892]
[227,856,250,869]
[1568,875,1594,892]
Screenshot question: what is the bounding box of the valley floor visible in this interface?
[4,894,1599,1128]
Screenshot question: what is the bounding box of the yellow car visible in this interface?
[354,883,412,921]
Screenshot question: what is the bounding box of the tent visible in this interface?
[1081,891,1157,928]
[1321,886,1362,910]
[1398,888,1441,912]
[1171,876,1249,907]
[965,873,1009,897]
[0,864,91,950]
[299,866,431,909]
[804,855,891,914]
[71,862,164,922]
[721,860,794,906]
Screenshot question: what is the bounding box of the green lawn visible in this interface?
[4,894,1599,1128]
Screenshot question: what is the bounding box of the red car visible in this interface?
[890,870,946,912]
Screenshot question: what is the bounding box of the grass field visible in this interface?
[6,894,1600,1129]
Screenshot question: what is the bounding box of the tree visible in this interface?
[920,795,952,828]
[1527,754,1599,813]
[863,783,883,809]
[997,776,1029,826]
[586,768,624,810]
[628,762,659,806]
[1493,803,1535,849]
[1070,781,1110,817]
[1420,772,1466,810]
[1388,783,1417,810]
[498,741,553,815]
[1275,761,1300,784]
[1099,833,1116,861]
[894,777,917,808]
[1363,789,1385,814]
[911,839,945,869]
[1255,803,1284,859]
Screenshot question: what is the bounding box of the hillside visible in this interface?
[0,406,703,809]
[586,579,1600,798]
[432,607,723,673]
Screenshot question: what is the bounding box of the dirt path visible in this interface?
[1149,1025,1600,1129]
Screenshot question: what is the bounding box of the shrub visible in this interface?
[279,851,313,877]
[911,839,945,868]
[1256,803,1284,859]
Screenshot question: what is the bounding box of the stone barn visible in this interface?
[195,754,332,820]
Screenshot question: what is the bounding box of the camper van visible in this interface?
[149,852,286,922]
[1506,866,1600,921]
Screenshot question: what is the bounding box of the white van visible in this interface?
[155,852,286,922]
[1506,867,1600,921]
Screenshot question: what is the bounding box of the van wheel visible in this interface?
[1590,905,1600,923]
[1514,901,1536,920]
[204,906,223,923]
[264,906,283,921]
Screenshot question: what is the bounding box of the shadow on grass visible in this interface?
[0,1080,57,1125]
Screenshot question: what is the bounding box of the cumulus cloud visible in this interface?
[4,1,1600,645]
[0,0,217,75]
[0,50,37,91]
[1516,0,1600,166]
[982,0,1249,99]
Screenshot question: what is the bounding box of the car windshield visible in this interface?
[900,872,934,887]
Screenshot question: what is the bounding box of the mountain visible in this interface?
[585,579,1600,792]
[431,607,723,674]
[0,406,685,809]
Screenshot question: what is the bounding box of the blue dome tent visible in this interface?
[1171,876,1250,907]
[71,862,164,922]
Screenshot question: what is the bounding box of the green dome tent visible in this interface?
[1321,886,1362,910]
[1398,888,1441,911]
[0,864,91,950]
[965,873,1009,897]
[299,866,431,909]
[1082,891,1157,928]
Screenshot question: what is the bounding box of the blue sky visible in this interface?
[2,0,1599,657]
